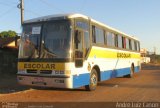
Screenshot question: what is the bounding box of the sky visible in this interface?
[0,0,160,54]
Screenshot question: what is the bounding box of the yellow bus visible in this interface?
[17,14,141,91]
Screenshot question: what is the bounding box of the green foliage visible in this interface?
[0,30,17,38]
[0,31,8,38]
[8,30,17,37]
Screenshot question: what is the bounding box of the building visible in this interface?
[140,48,150,63]
[0,37,20,49]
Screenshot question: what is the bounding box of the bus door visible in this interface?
[74,29,84,67]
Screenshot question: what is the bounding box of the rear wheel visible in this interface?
[125,65,134,78]
[85,69,98,91]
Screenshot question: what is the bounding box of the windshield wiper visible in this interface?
[41,44,57,58]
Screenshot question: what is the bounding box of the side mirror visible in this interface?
[75,59,83,67]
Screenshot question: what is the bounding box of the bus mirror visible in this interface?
[75,51,83,58]
[75,30,81,43]
[75,59,83,67]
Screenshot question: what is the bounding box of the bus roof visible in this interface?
[24,13,139,41]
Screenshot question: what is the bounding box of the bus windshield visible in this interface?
[19,20,71,59]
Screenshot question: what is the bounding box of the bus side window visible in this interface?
[122,36,126,49]
[126,38,130,50]
[134,41,137,51]
[114,34,118,47]
[92,26,96,43]
[95,27,105,45]
[84,31,90,57]
[129,39,132,50]
[104,31,107,45]
[118,35,123,48]
[137,42,140,51]
[107,32,115,47]
[131,40,135,51]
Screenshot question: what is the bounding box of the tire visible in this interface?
[85,69,98,91]
[125,65,134,78]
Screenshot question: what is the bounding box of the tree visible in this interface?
[0,30,17,38]
[0,31,8,38]
[7,30,17,37]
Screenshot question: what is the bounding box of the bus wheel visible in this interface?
[127,65,134,78]
[124,65,134,78]
[85,69,98,91]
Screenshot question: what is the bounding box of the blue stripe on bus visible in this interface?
[73,73,90,88]
[100,67,130,81]
[73,66,140,88]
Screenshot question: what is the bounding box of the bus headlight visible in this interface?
[18,76,25,81]
[18,69,26,73]
[53,70,70,75]
[55,70,64,75]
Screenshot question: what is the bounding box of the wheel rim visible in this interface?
[91,73,97,87]
[131,66,134,76]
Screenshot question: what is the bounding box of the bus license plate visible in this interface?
[34,77,44,82]
[33,77,45,85]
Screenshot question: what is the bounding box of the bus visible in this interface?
[17,14,141,91]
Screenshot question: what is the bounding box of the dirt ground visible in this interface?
[0,64,160,107]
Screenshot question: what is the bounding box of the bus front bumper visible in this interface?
[17,74,72,88]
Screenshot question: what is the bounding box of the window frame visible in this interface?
[90,21,140,52]
[117,34,123,49]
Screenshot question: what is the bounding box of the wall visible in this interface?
[0,48,18,75]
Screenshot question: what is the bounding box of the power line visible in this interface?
[9,1,19,4]
[0,0,18,4]
[0,6,17,19]
[0,1,17,6]
[0,2,10,7]
[39,0,65,13]
[25,9,42,17]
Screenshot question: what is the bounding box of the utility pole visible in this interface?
[154,47,156,55]
[20,0,24,25]
[17,0,24,25]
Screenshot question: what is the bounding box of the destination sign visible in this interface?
[18,62,65,70]
[24,63,55,70]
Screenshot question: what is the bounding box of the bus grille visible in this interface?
[27,70,52,75]
[40,70,52,74]
[27,70,37,74]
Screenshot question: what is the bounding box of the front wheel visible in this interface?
[85,69,98,91]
